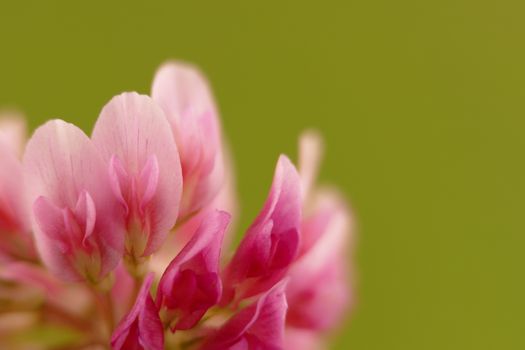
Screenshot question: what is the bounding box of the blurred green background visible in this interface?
[1,0,524,348]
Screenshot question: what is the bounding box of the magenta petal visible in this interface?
[24,120,125,281]
[92,92,182,257]
[157,210,230,331]
[222,156,301,303]
[202,280,288,350]
[111,273,164,350]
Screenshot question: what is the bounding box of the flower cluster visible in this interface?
[0,61,354,349]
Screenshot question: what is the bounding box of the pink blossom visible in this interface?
[201,280,288,350]
[92,92,182,262]
[24,120,125,282]
[111,273,164,350]
[152,62,225,218]
[222,155,301,305]
[0,63,353,349]
[156,210,230,331]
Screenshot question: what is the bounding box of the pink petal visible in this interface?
[111,273,164,350]
[74,190,97,247]
[201,280,288,350]
[157,210,230,331]
[0,262,61,295]
[298,130,324,201]
[158,140,239,268]
[0,112,26,157]
[286,256,350,331]
[24,120,124,281]
[0,137,30,238]
[92,92,182,257]
[284,328,324,350]
[222,155,301,303]
[287,189,354,330]
[151,61,224,217]
[111,262,135,320]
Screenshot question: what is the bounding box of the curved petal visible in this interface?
[157,210,230,331]
[92,92,182,256]
[222,155,301,303]
[111,273,164,350]
[202,280,288,350]
[298,130,324,201]
[151,61,224,217]
[0,112,26,157]
[0,138,30,236]
[284,328,324,350]
[287,189,354,330]
[24,120,124,281]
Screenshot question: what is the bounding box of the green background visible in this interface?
[1,1,524,349]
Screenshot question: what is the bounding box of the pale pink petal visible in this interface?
[92,92,182,257]
[0,138,31,242]
[166,140,239,259]
[211,140,239,251]
[287,256,350,331]
[0,112,26,157]
[201,280,288,350]
[222,156,301,304]
[111,262,135,320]
[284,328,324,350]
[24,120,124,282]
[157,210,230,331]
[0,262,61,295]
[151,61,224,217]
[111,273,164,350]
[287,189,354,330]
[298,130,324,201]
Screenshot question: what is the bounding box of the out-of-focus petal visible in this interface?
[222,155,301,304]
[24,120,124,282]
[111,273,163,350]
[0,137,32,257]
[298,130,324,201]
[111,262,135,320]
[0,262,60,295]
[157,210,230,331]
[287,189,354,330]
[284,328,324,350]
[0,113,26,157]
[151,61,224,218]
[201,280,288,350]
[92,92,182,258]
